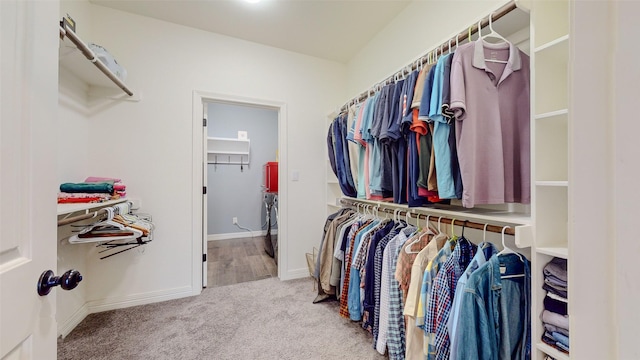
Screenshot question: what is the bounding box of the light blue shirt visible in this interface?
[448,242,498,360]
[348,220,379,320]
[430,54,456,199]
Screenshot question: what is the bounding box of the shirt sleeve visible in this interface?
[449,52,467,122]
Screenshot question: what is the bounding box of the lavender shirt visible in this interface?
[450,40,530,208]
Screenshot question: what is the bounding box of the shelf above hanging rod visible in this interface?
[339,198,534,240]
[59,25,134,97]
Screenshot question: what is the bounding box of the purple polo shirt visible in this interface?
[450,40,530,208]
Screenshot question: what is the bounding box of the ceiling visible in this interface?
[90,0,412,63]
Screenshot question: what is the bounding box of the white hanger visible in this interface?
[448,39,452,54]
[497,226,524,262]
[405,214,432,254]
[456,34,459,50]
[483,12,508,44]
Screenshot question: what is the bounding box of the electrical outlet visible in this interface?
[232,217,238,225]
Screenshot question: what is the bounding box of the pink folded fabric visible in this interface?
[116,191,126,197]
[114,183,127,191]
[85,176,122,183]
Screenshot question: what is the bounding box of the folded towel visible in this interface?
[544,294,568,316]
[544,323,569,337]
[60,182,114,194]
[542,310,569,330]
[543,257,567,282]
[85,176,122,183]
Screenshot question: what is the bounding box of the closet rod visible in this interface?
[340,199,516,236]
[339,0,518,112]
[60,25,134,97]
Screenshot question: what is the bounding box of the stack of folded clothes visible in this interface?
[57,176,127,204]
[540,257,569,353]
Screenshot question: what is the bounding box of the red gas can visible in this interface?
[263,162,278,193]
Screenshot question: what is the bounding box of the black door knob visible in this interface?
[37,269,83,296]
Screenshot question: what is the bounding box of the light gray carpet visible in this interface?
[58,277,388,360]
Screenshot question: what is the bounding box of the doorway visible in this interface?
[192,91,287,289]
[205,101,279,287]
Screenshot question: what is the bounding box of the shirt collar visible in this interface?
[472,39,522,73]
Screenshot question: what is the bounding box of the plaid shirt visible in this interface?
[373,228,400,344]
[427,238,476,360]
[395,231,432,304]
[385,227,416,359]
[339,222,364,318]
[418,236,453,359]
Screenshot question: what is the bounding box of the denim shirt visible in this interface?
[452,253,531,360]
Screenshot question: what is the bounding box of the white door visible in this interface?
[1,0,60,359]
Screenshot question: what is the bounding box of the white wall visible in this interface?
[613,1,640,358]
[346,0,505,99]
[57,0,346,319]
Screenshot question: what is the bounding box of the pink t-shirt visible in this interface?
[450,40,530,208]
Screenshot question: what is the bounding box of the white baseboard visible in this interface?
[208,229,278,241]
[86,286,194,314]
[280,267,311,281]
[58,303,89,338]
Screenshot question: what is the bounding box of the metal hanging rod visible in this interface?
[340,199,517,236]
[339,0,519,112]
[59,25,134,97]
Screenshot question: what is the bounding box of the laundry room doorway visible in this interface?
[192,92,286,289]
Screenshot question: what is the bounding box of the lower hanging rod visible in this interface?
[340,199,517,236]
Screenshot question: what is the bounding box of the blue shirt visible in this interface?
[347,219,379,320]
[430,55,456,199]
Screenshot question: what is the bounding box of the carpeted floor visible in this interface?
[58,277,388,360]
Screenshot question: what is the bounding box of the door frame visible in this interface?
[192,91,287,289]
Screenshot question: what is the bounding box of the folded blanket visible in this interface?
[85,176,121,183]
[60,182,114,194]
[544,294,568,316]
[544,257,567,282]
[542,310,569,330]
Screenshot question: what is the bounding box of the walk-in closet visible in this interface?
[1,0,638,359]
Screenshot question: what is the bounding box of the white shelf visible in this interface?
[536,246,569,259]
[536,181,569,187]
[59,25,134,97]
[57,198,128,216]
[534,34,570,54]
[207,137,250,165]
[535,109,569,120]
[536,342,569,360]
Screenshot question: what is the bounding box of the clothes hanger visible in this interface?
[482,12,508,44]
[405,213,430,254]
[497,226,524,262]
[69,207,143,243]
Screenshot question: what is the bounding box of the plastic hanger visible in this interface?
[497,226,524,262]
[483,12,508,44]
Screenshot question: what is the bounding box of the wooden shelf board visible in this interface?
[536,342,570,360]
[57,198,128,216]
[536,181,569,187]
[534,34,569,53]
[535,109,569,120]
[536,246,569,259]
